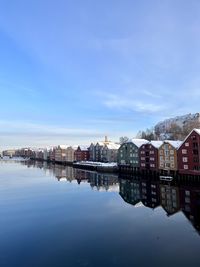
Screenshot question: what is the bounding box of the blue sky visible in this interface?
[1,0,200,149]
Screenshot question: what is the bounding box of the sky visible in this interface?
[1,0,200,149]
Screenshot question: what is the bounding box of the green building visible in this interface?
[118,139,148,168]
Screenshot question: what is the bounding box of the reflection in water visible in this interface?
[119,175,200,234]
[21,160,200,235]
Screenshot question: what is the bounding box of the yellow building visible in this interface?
[158,141,182,172]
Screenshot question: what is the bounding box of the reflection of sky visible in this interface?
[0,162,200,267]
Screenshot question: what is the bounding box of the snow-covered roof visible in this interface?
[96,141,105,146]
[105,143,120,150]
[150,141,163,149]
[194,129,200,135]
[78,145,89,151]
[128,139,149,148]
[58,145,68,149]
[164,140,182,149]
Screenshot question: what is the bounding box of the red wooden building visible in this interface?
[74,146,89,162]
[178,129,200,175]
[139,141,163,172]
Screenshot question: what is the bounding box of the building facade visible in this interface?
[158,141,182,173]
[55,145,68,163]
[74,146,89,162]
[139,141,163,171]
[118,139,148,168]
[178,129,200,175]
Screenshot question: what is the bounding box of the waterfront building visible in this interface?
[89,136,119,162]
[158,140,182,174]
[74,146,89,162]
[118,139,148,168]
[178,129,200,175]
[55,145,68,163]
[101,143,120,162]
[139,141,163,171]
[49,147,56,162]
[88,143,95,161]
[65,146,78,163]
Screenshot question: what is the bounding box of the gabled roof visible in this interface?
[150,141,163,149]
[164,140,182,149]
[78,145,89,151]
[178,128,200,148]
[128,138,149,148]
[194,128,200,135]
[58,145,68,149]
[105,143,120,150]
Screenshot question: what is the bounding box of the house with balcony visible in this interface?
[178,129,200,175]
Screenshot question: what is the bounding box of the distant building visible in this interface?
[74,146,89,162]
[178,129,200,175]
[65,146,77,162]
[89,136,119,162]
[55,145,68,163]
[3,149,16,157]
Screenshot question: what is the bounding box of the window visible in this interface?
[150,157,154,161]
[182,149,187,154]
[185,142,189,147]
[185,190,190,196]
[170,150,174,155]
[165,151,169,156]
[160,156,163,161]
[150,150,154,154]
[170,163,174,168]
[170,156,174,162]
[164,144,169,150]
[183,165,188,169]
[141,157,145,160]
[159,150,163,155]
[183,157,188,163]
[165,163,170,168]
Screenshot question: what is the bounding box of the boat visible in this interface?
[159,176,173,181]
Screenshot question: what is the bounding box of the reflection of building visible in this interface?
[180,185,200,233]
[119,179,141,206]
[160,184,180,216]
[140,179,160,209]
[89,172,118,191]
[74,169,90,184]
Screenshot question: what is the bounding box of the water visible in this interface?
[0,160,200,267]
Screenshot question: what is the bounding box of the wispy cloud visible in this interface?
[97,92,164,114]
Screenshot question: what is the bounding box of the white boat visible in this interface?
[159,176,173,181]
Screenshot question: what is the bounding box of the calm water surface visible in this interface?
[1,160,200,267]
